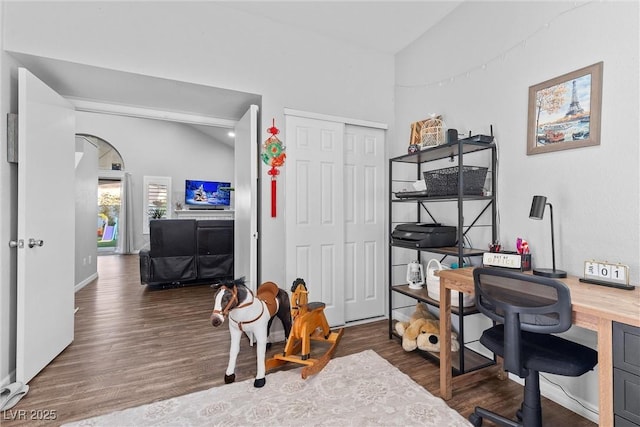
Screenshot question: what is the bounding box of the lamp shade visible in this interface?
[529,195,547,219]
[528,194,566,278]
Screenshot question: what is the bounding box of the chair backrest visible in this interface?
[473,267,573,374]
[149,219,197,257]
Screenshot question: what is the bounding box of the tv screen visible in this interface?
[185,180,231,208]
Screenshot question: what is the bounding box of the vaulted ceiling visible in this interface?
[8,1,462,145]
[222,1,462,55]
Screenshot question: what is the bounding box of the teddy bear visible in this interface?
[395,302,460,353]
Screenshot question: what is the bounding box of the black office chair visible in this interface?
[469,267,598,427]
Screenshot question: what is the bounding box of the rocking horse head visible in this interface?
[210,277,250,327]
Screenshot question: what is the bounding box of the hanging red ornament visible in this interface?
[261,119,286,217]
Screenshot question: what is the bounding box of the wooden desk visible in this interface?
[438,267,640,427]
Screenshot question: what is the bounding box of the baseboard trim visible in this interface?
[509,374,599,424]
[75,272,98,292]
[345,316,387,327]
[1,370,15,388]
[267,315,387,344]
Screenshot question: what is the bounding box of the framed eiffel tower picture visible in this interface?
[527,62,603,155]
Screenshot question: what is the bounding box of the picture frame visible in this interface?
[527,62,603,155]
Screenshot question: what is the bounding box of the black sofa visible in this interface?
[139,219,234,287]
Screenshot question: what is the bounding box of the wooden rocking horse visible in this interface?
[265,278,344,379]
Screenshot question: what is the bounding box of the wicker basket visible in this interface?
[425,259,474,307]
[409,115,445,149]
[419,116,445,148]
[423,166,488,197]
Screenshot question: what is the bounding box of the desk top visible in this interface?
[438,267,640,328]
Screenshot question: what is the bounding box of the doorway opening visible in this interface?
[98,179,121,253]
[77,133,125,255]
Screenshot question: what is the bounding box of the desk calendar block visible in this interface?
[610,264,628,283]
[581,260,633,290]
[585,261,598,277]
[597,263,612,280]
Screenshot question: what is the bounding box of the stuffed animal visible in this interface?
[395,303,460,353]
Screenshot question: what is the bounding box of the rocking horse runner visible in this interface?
[210,278,292,388]
[266,278,344,379]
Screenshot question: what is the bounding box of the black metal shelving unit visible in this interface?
[387,138,497,376]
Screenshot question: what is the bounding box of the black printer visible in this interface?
[391,223,457,248]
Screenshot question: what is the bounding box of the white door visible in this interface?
[285,116,346,326]
[343,125,386,322]
[233,105,259,291]
[16,68,76,384]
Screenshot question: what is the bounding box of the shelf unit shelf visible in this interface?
[392,194,493,203]
[389,243,487,257]
[388,136,497,377]
[390,330,495,374]
[390,284,480,316]
[390,140,495,164]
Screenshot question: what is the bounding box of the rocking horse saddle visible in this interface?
[305,301,325,311]
[257,281,280,317]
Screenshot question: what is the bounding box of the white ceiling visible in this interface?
[8,1,461,145]
[222,1,462,55]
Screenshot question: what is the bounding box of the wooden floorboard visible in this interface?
[2,254,597,426]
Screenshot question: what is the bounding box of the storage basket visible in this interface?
[425,259,475,307]
[409,115,445,149]
[423,166,488,197]
[419,116,445,148]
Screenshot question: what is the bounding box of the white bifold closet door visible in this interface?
[285,112,386,326]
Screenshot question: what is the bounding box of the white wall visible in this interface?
[395,1,639,421]
[396,1,639,282]
[74,137,98,289]
[75,111,235,251]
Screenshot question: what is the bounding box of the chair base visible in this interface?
[469,370,542,427]
[469,407,521,427]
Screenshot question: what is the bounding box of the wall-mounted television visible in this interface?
[185,180,231,209]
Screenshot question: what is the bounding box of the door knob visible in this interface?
[28,238,44,248]
[9,239,24,248]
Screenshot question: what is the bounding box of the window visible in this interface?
[143,176,172,234]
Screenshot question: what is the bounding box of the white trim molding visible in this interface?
[284,108,388,130]
[69,98,237,128]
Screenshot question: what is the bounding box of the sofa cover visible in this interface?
[139,219,233,286]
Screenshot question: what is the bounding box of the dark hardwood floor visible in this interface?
[2,255,597,426]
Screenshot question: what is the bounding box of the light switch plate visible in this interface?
[483,252,522,269]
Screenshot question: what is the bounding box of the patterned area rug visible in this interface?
[64,350,470,426]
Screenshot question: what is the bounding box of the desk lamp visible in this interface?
[529,195,567,278]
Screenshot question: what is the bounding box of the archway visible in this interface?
[77,134,125,254]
